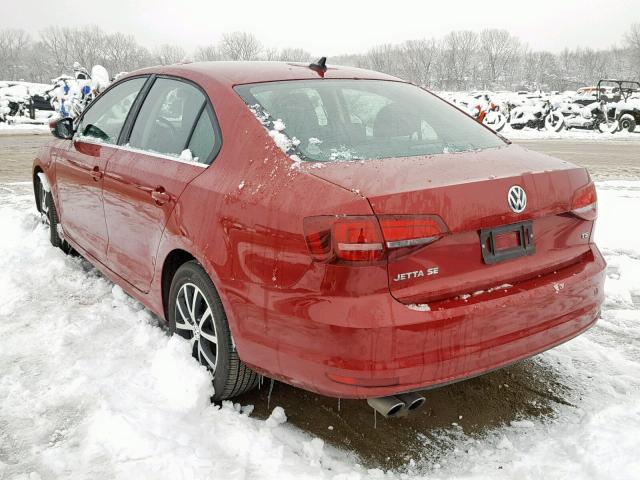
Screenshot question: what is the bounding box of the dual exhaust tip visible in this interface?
[366,392,426,418]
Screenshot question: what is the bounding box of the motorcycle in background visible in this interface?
[554,99,619,133]
[469,94,507,131]
[510,100,565,132]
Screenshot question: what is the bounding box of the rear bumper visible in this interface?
[242,245,606,399]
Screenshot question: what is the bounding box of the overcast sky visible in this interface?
[2,0,637,55]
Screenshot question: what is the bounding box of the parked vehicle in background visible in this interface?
[451,92,507,131]
[596,79,640,133]
[34,61,605,417]
[554,98,619,133]
[47,64,111,119]
[0,81,55,123]
[509,99,564,132]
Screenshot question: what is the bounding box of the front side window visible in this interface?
[77,77,146,144]
[236,79,505,162]
[129,78,206,158]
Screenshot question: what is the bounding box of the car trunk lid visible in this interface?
[301,145,594,304]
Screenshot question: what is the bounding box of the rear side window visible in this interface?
[77,77,146,144]
[129,78,206,158]
[187,108,217,165]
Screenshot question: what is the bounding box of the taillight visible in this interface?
[571,182,597,221]
[378,215,447,248]
[303,215,448,263]
[333,217,385,261]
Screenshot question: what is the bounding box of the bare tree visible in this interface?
[479,29,521,88]
[441,31,478,89]
[72,26,107,71]
[220,32,261,60]
[626,23,640,77]
[0,29,31,80]
[153,44,186,65]
[261,47,280,61]
[194,45,225,61]
[277,47,311,62]
[103,32,150,74]
[397,39,437,85]
[2,24,638,91]
[366,44,399,75]
[39,26,76,73]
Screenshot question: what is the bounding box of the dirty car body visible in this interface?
[33,61,605,400]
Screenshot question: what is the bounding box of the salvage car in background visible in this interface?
[33,61,605,418]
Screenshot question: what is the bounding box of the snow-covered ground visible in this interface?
[0,123,50,135]
[1,181,639,480]
[502,125,640,141]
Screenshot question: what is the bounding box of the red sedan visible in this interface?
[33,60,605,417]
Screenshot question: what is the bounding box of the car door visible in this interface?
[102,77,220,292]
[55,77,148,261]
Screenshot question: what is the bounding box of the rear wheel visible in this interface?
[619,114,636,133]
[168,261,259,401]
[597,118,619,134]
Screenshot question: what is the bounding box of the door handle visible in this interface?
[90,166,103,181]
[151,187,171,206]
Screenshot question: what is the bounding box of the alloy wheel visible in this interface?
[174,282,219,373]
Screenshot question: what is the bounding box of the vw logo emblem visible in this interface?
[508,185,527,213]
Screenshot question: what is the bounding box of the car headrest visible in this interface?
[373,103,419,138]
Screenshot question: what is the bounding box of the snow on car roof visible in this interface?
[124,61,403,86]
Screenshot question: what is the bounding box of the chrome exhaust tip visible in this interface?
[366,396,406,418]
[396,392,426,412]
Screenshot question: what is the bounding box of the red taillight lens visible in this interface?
[303,216,334,260]
[378,215,447,248]
[571,182,597,221]
[333,217,385,261]
[304,214,449,263]
[303,216,385,262]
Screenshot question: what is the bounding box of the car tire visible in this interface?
[619,114,636,133]
[38,178,73,254]
[168,260,259,401]
[34,174,49,223]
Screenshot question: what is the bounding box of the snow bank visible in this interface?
[0,181,639,479]
[0,184,371,480]
[503,125,640,141]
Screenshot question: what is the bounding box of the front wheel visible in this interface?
[619,114,636,133]
[545,112,565,132]
[168,261,259,401]
[35,175,72,254]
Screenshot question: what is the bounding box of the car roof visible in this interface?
[128,61,403,87]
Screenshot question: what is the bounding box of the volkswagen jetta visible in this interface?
[33,60,605,414]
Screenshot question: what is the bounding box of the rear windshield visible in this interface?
[235,79,504,162]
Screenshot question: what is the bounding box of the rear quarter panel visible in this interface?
[151,76,376,373]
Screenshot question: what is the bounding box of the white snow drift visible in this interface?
[0,181,639,480]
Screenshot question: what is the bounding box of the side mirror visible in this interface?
[49,117,74,140]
